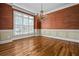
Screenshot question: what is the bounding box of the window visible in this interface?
[28,16,34,34]
[14,11,34,35]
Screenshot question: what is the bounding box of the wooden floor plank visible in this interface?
[0,36,79,56]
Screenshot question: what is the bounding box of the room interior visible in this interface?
[0,3,79,56]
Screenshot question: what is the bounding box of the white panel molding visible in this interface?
[0,29,40,44]
[34,29,41,36]
[0,34,35,44]
[0,29,79,44]
[41,29,79,43]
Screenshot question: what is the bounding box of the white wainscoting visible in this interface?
[0,30,13,41]
[0,29,79,44]
[0,30,13,44]
[41,29,79,43]
[0,29,38,44]
[35,29,41,36]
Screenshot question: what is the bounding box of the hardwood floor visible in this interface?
[0,36,79,56]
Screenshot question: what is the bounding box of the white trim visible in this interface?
[0,29,79,44]
[7,3,35,16]
[41,29,79,31]
[0,40,13,44]
[0,29,13,32]
[45,3,78,14]
[11,34,35,40]
[42,35,79,43]
[41,29,79,43]
[0,34,35,44]
[8,3,78,15]
[0,29,35,44]
[34,29,41,36]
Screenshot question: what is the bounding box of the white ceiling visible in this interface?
[10,3,76,14]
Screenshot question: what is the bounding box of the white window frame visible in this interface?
[13,11,34,36]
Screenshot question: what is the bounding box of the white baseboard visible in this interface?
[42,35,79,43]
[0,40,13,44]
[11,34,35,40]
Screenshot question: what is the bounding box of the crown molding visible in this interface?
[7,3,78,15]
[45,3,78,15]
[7,3,35,16]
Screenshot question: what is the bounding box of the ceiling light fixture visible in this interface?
[37,3,46,22]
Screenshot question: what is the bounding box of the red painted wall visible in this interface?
[41,4,79,29]
[0,3,13,29]
[34,16,41,29]
[1,4,79,29]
